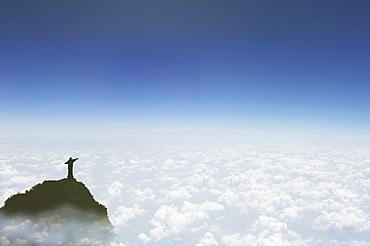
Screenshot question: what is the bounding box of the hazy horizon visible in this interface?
[1,0,370,148]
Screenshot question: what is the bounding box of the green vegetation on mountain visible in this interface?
[1,178,107,217]
[0,179,117,245]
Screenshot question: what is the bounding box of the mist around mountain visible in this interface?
[0,179,118,246]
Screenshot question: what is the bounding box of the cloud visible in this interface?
[65,237,118,246]
[0,164,21,178]
[138,233,151,244]
[221,233,255,246]
[221,215,308,246]
[141,201,224,243]
[106,181,125,199]
[312,207,370,232]
[2,144,370,245]
[2,219,32,232]
[32,214,65,231]
[196,232,219,246]
[102,180,126,206]
[27,231,48,243]
[158,187,192,203]
[133,188,155,203]
[0,236,10,246]
[0,210,117,246]
[111,204,145,229]
[13,238,28,246]
[181,201,224,213]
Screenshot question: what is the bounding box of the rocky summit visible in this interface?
[0,179,118,246]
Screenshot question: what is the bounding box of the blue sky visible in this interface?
[1,0,370,145]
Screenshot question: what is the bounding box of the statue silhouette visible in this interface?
[64,157,78,179]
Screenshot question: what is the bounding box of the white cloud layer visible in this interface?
[1,144,370,245]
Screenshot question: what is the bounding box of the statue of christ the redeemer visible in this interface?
[64,157,78,179]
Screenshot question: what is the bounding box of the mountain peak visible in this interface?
[0,179,118,245]
[2,178,106,216]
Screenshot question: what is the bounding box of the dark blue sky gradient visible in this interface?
[1,0,370,142]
